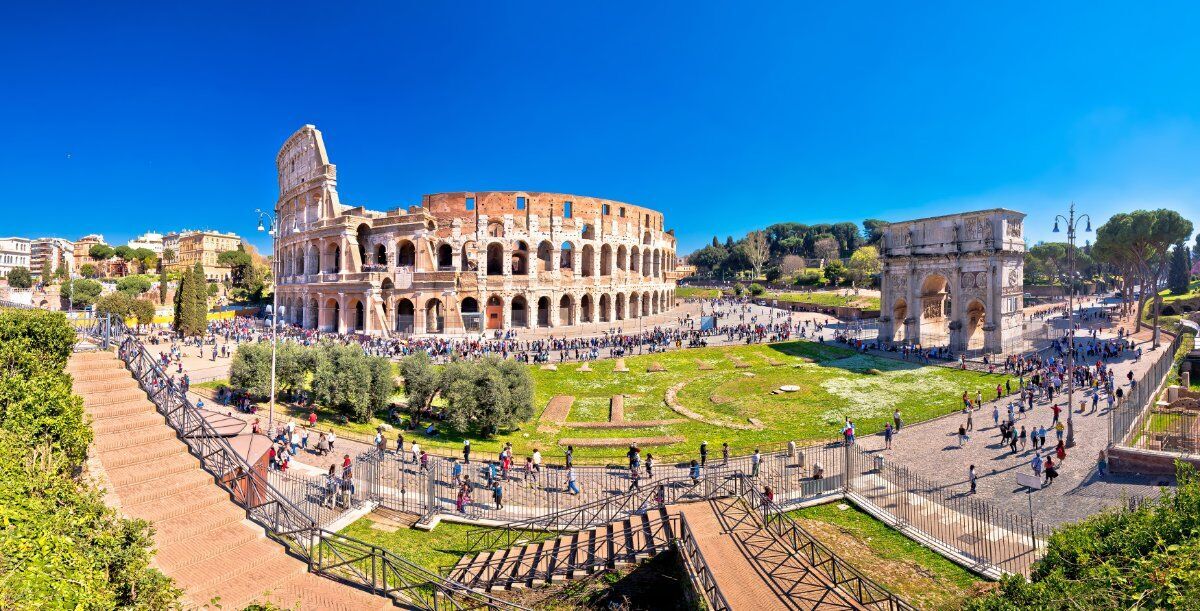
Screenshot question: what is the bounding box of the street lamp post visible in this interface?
[1053,202,1091,448]
[255,209,279,436]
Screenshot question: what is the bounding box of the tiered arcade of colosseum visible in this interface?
[272,125,684,336]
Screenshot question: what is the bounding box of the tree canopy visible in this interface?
[5,266,32,289]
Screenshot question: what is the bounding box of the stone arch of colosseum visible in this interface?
[878,209,1026,354]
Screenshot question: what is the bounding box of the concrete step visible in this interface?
[94,425,177,453]
[68,366,132,383]
[106,451,199,488]
[83,387,147,408]
[73,377,136,394]
[154,503,248,546]
[89,397,157,421]
[97,438,188,469]
[187,548,304,604]
[257,573,393,611]
[117,467,212,506]
[123,484,230,523]
[91,411,166,436]
[155,523,264,571]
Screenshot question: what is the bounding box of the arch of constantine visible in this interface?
[272,125,683,336]
[878,209,1026,354]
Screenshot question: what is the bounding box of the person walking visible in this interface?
[1019,426,1028,451]
[750,449,761,478]
[957,424,969,447]
[1031,453,1043,478]
[462,439,471,464]
[722,442,730,465]
[689,459,702,485]
[565,445,574,469]
[699,441,708,467]
[968,464,977,494]
[992,404,1000,428]
[566,467,580,495]
[1097,448,1108,477]
[645,453,654,478]
[492,481,504,510]
[883,423,894,449]
[893,409,903,432]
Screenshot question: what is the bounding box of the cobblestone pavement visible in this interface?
[857,310,1175,526]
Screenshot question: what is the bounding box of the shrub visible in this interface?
[95,292,135,321]
[794,270,824,286]
[5,266,32,289]
[115,275,152,297]
[440,357,533,436]
[966,463,1200,610]
[62,278,102,309]
[732,283,746,296]
[748,283,766,296]
[0,308,179,607]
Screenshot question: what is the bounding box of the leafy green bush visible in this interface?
[0,308,180,607]
[5,266,32,289]
[748,283,766,296]
[733,283,746,296]
[115,275,152,297]
[966,463,1200,610]
[793,270,824,286]
[232,342,393,423]
[62,278,102,308]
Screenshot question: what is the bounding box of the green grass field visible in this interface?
[788,503,981,609]
[766,291,881,310]
[214,340,1013,463]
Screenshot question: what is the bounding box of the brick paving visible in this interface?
[675,500,863,610]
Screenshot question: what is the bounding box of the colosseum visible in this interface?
[272,125,683,336]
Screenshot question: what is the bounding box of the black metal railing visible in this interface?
[741,479,914,610]
[674,512,731,611]
[1111,329,1186,448]
[464,471,741,553]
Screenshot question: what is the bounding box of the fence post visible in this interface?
[843,442,853,493]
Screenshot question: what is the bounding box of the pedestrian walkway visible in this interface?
[674,500,865,610]
[69,348,391,610]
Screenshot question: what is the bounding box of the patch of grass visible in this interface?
[788,502,982,609]
[766,290,881,310]
[675,286,724,299]
[338,517,551,574]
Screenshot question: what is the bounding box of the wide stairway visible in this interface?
[69,349,391,610]
[447,509,673,591]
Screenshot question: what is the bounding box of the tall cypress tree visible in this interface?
[1169,242,1191,295]
[172,267,187,332]
[190,262,208,335]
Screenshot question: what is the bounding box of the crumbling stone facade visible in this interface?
[273,125,681,336]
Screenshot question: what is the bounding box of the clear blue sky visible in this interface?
[4,2,1200,255]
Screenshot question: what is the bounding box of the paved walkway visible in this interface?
[675,500,864,610]
[857,309,1174,526]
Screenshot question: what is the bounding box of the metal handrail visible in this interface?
[464,471,741,552]
[84,315,525,611]
[674,512,732,611]
[443,513,676,589]
[740,478,914,611]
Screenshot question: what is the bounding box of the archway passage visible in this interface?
[461,297,481,332]
[425,299,444,333]
[511,296,529,328]
[487,243,504,275]
[892,299,908,343]
[397,240,416,266]
[559,295,574,326]
[966,299,987,350]
[536,296,551,328]
[486,295,503,330]
[353,300,365,332]
[599,294,611,322]
[396,299,415,333]
[580,294,594,323]
[918,274,951,348]
[437,244,454,269]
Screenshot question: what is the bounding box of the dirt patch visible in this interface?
[558,436,685,448]
[540,395,575,425]
[663,380,764,431]
[695,359,715,371]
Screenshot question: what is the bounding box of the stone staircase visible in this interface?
[69,349,392,610]
[447,509,673,592]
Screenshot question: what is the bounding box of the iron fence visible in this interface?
[844,444,1049,578]
[1110,331,1185,448]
